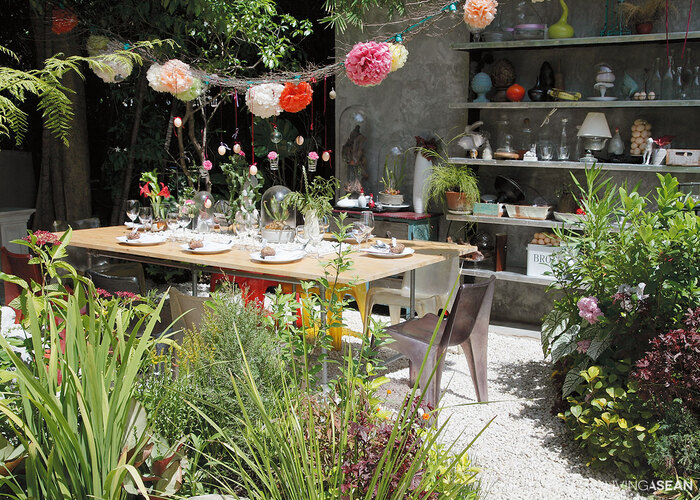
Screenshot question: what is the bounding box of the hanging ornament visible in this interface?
[268,151,279,171]
[345,41,392,87]
[218,143,228,156]
[322,150,331,162]
[173,116,183,128]
[279,82,313,113]
[271,127,282,144]
[249,164,258,176]
[329,88,336,100]
[233,143,242,154]
[295,135,305,146]
[52,8,79,35]
[389,44,409,72]
[308,152,319,172]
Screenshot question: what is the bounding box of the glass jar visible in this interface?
[338,106,371,197]
[260,185,296,243]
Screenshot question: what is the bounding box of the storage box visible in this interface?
[472,202,503,217]
[527,244,562,277]
[666,149,700,166]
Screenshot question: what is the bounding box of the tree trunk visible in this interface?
[32,9,92,229]
[110,69,148,225]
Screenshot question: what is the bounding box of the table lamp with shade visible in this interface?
[578,112,612,163]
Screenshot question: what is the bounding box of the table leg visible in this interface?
[318,282,328,385]
[408,269,416,321]
[191,267,199,297]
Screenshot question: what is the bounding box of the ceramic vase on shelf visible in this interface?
[412,151,432,214]
[471,72,492,102]
[548,0,574,39]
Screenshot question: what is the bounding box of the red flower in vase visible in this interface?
[157,183,171,198]
[139,183,151,197]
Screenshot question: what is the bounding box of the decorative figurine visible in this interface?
[642,137,654,165]
[471,72,493,102]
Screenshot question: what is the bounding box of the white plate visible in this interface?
[448,209,473,215]
[116,234,167,246]
[124,221,137,228]
[380,203,410,212]
[180,242,233,254]
[360,247,415,258]
[249,250,306,263]
[587,96,618,101]
[553,211,585,223]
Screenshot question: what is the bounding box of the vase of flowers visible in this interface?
[283,169,338,244]
[268,151,279,171]
[139,170,171,230]
[308,151,319,172]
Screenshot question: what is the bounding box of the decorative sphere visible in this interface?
[471,72,493,97]
[322,151,331,162]
[506,84,526,102]
[233,143,241,154]
[173,116,182,128]
[271,129,282,144]
[295,135,304,146]
[490,59,516,89]
[218,145,227,156]
[329,88,336,100]
[249,164,258,176]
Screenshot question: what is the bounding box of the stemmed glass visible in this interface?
[138,207,153,231]
[351,211,375,250]
[178,205,193,237]
[166,212,179,240]
[296,225,309,251]
[361,211,375,240]
[126,199,140,227]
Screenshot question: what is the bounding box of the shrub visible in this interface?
[647,400,700,481]
[558,361,660,477]
[632,307,700,412]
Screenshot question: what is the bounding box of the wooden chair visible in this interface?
[168,287,209,343]
[384,276,496,406]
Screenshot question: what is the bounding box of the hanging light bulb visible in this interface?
[322,151,331,162]
[233,143,241,154]
[173,116,183,128]
[329,88,336,100]
[295,135,304,146]
[271,128,282,144]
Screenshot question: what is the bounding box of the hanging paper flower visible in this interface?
[279,82,313,113]
[86,36,109,57]
[388,43,409,72]
[147,64,169,92]
[92,56,133,83]
[52,8,78,35]
[159,59,194,95]
[202,160,213,171]
[245,83,284,119]
[175,77,204,102]
[308,151,319,160]
[463,0,498,30]
[345,41,393,87]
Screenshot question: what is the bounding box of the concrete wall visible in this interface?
[336,1,699,326]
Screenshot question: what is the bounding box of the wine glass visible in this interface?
[166,212,179,240]
[126,199,140,226]
[319,215,330,234]
[351,221,368,250]
[178,205,192,234]
[138,206,153,230]
[360,211,375,245]
[296,225,309,251]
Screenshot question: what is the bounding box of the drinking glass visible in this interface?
[350,222,366,250]
[126,199,140,225]
[138,206,153,230]
[361,211,375,243]
[296,225,310,250]
[178,205,192,233]
[320,215,330,234]
[166,212,179,240]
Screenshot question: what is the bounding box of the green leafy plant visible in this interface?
[558,361,660,478]
[283,168,340,219]
[380,154,406,195]
[647,400,700,483]
[420,136,479,211]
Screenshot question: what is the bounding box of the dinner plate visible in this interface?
[249,249,306,263]
[116,234,167,246]
[180,242,233,254]
[124,221,137,228]
[553,211,585,223]
[360,247,415,258]
[380,203,410,212]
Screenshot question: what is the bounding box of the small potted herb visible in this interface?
[378,154,406,206]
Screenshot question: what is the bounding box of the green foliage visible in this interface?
[420,136,479,211]
[321,0,407,31]
[558,361,660,478]
[0,230,169,499]
[647,400,700,480]
[282,168,340,219]
[542,168,700,396]
[381,153,406,194]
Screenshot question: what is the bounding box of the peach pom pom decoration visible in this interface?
[245,83,284,118]
[279,82,313,113]
[463,0,498,30]
[389,43,408,72]
[344,41,393,87]
[159,59,194,94]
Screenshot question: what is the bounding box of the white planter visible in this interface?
[412,152,432,214]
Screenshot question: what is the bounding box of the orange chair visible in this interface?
[1,246,44,319]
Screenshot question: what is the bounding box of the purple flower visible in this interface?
[576,340,592,353]
[577,296,603,325]
[202,160,213,171]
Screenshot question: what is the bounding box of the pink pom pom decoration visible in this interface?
[344,42,393,87]
[202,160,213,171]
[463,0,498,30]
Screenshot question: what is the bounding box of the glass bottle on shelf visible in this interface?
[558,118,570,160]
[661,51,675,100]
[648,57,662,98]
[538,125,555,161]
[691,66,700,99]
[518,118,535,157]
[675,65,687,99]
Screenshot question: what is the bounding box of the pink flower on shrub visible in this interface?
[96,288,112,298]
[577,296,603,324]
[202,159,213,171]
[576,340,592,354]
[114,291,140,301]
[24,230,60,246]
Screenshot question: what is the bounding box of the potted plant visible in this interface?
[283,169,339,241]
[619,0,668,33]
[139,170,171,230]
[378,154,406,206]
[420,137,479,213]
[261,185,295,243]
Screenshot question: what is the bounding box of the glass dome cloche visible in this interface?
[260,185,296,243]
[338,105,371,197]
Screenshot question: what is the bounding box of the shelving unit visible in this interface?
[451,100,700,109]
[448,158,700,174]
[460,266,555,286]
[446,213,573,229]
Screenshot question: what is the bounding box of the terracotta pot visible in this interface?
[635,22,653,34]
[445,191,474,212]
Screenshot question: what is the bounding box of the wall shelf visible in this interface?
[446,213,572,229]
[460,266,555,286]
[450,99,700,110]
[448,158,700,174]
[451,31,700,51]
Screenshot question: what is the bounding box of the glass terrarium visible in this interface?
[376,141,407,206]
[260,185,296,243]
[338,105,371,197]
[193,190,214,231]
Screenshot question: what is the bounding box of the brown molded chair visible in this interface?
[84,268,143,295]
[168,287,209,344]
[384,276,496,406]
[1,246,44,313]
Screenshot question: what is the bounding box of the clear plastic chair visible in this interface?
[384,276,496,406]
[363,253,461,330]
